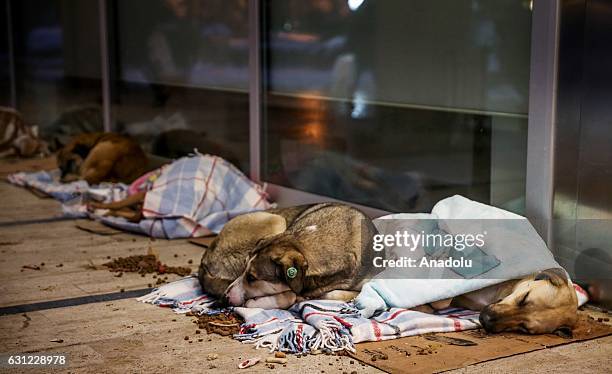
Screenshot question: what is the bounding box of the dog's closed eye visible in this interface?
[246,273,257,283]
[518,292,530,307]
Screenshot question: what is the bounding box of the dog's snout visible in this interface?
[479,306,497,332]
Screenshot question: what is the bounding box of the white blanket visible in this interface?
[355,195,571,318]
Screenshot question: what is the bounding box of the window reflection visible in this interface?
[10,0,103,145]
[112,0,249,171]
[263,0,531,213]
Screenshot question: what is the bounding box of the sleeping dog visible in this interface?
[198,205,312,298]
[57,132,148,185]
[414,268,578,336]
[458,268,578,336]
[198,203,379,309]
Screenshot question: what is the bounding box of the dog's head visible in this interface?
[57,143,90,182]
[479,268,578,336]
[198,211,288,298]
[224,233,308,308]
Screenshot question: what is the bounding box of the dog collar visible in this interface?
[287,267,298,279]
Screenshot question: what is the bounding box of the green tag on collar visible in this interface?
[286,267,298,279]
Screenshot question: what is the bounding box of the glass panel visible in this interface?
[111,0,250,172]
[11,0,103,141]
[263,0,531,214]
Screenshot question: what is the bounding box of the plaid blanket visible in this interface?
[7,169,90,202]
[7,154,273,238]
[7,169,127,216]
[100,155,273,237]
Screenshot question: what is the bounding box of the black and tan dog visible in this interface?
[198,203,378,309]
[198,205,311,298]
[224,203,378,309]
[57,132,148,185]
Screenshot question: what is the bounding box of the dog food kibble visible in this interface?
[40,262,45,266]
[184,336,189,340]
[604,318,610,322]
[174,254,178,258]
[188,259,193,264]
[56,263,63,267]
[147,283,152,287]
[197,312,243,336]
[195,329,200,334]
[103,254,190,276]
[119,288,125,292]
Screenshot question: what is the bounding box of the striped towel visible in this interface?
[101,154,273,238]
[138,276,589,354]
[137,276,217,313]
[138,277,484,354]
[233,301,480,353]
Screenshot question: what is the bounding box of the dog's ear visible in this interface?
[553,326,573,339]
[535,268,567,287]
[273,248,308,294]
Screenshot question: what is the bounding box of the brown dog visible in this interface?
[57,132,147,184]
[419,268,579,336]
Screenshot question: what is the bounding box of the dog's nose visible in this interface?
[479,307,497,332]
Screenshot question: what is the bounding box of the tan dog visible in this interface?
[224,203,379,309]
[420,268,578,336]
[57,132,147,184]
[198,205,312,298]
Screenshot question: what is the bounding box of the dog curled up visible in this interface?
[57,132,148,185]
[198,203,379,309]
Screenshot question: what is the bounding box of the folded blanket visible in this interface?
[7,154,273,238]
[137,275,588,353]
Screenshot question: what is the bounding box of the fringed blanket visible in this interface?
[7,154,273,238]
[141,276,582,353]
[138,276,588,353]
